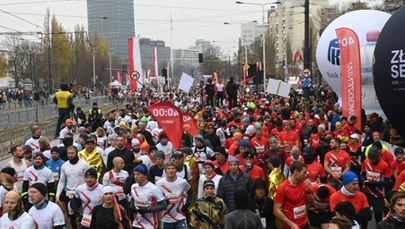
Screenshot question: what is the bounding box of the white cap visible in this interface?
[101,186,115,196]
[350,134,359,139]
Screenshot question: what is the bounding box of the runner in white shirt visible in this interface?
[197,160,222,198]
[56,145,90,229]
[74,168,103,229]
[4,146,30,192]
[130,164,167,229]
[0,191,35,229]
[103,133,118,166]
[59,118,74,141]
[156,162,191,229]
[156,133,175,163]
[103,114,118,136]
[22,153,55,208]
[24,125,42,154]
[28,182,65,229]
[192,136,215,174]
[102,157,128,207]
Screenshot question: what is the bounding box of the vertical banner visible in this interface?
[242,64,247,88]
[181,112,200,137]
[128,37,143,90]
[213,72,219,85]
[147,102,183,150]
[116,71,121,84]
[153,47,159,79]
[147,69,151,83]
[336,28,362,131]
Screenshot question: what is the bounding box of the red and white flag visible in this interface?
[116,71,121,84]
[128,37,143,90]
[213,72,219,85]
[336,28,362,131]
[147,69,151,83]
[153,47,159,78]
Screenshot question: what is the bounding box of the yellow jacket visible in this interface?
[268,167,285,199]
[78,148,105,181]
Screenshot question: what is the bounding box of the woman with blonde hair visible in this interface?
[90,186,130,229]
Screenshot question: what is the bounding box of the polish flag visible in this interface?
[147,69,151,83]
[116,71,121,84]
[213,72,219,84]
[128,37,143,90]
[153,47,159,78]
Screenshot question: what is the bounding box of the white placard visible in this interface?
[178,72,194,93]
[278,81,292,98]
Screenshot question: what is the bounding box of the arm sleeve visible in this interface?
[149,200,167,213]
[56,168,66,198]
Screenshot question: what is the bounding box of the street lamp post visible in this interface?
[304,0,310,70]
[236,1,281,91]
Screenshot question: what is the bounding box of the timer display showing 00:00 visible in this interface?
[152,108,179,117]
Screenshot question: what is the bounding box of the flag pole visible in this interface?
[170,12,174,90]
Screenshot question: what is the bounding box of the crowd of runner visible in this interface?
[0,79,405,229]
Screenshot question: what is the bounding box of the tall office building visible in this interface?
[87,0,135,63]
[139,38,171,72]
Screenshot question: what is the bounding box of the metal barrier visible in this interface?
[0,96,110,129]
[0,96,122,158]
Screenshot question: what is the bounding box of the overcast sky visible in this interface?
[0,0,382,54]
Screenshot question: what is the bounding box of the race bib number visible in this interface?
[293,205,306,219]
[166,193,180,204]
[331,166,342,174]
[115,187,126,200]
[81,214,92,227]
[260,218,267,228]
[367,171,381,182]
[255,145,265,153]
[135,197,149,208]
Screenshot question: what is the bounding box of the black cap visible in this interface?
[243,151,254,159]
[85,168,98,179]
[1,167,16,177]
[203,180,215,188]
[31,182,48,197]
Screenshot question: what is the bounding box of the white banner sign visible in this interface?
[266,78,291,97]
[178,72,194,93]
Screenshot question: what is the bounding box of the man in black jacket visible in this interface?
[217,156,252,212]
[226,77,239,109]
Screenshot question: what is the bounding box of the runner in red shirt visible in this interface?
[240,151,265,182]
[324,137,350,190]
[329,171,372,228]
[392,148,405,177]
[213,146,228,176]
[278,121,300,159]
[274,161,314,229]
[361,147,391,223]
[302,147,327,183]
[284,146,304,179]
[308,183,336,228]
[249,131,268,158]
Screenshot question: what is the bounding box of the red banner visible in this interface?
[147,102,183,150]
[240,75,256,85]
[336,28,362,131]
[182,112,200,137]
